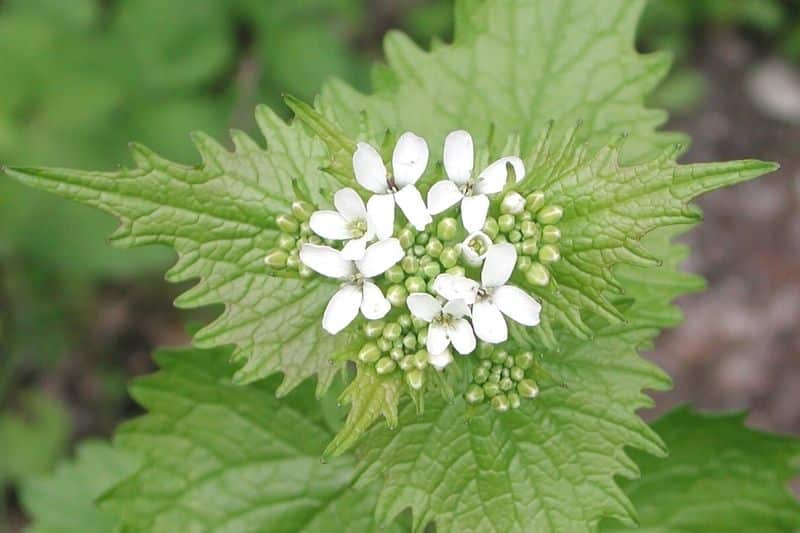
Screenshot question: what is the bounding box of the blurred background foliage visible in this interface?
[1,0,800,529]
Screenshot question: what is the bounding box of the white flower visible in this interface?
[460,231,492,266]
[407,293,476,357]
[309,187,375,260]
[299,239,404,334]
[432,243,541,343]
[427,130,525,233]
[353,132,433,235]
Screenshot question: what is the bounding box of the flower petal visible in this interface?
[461,194,490,234]
[395,184,432,231]
[340,236,367,261]
[322,284,361,334]
[334,187,366,221]
[367,193,395,240]
[357,238,404,278]
[443,299,470,319]
[443,130,474,184]
[428,349,454,370]
[472,301,508,343]
[448,318,476,355]
[432,273,479,304]
[309,211,353,240]
[392,132,429,187]
[361,280,391,320]
[493,285,542,326]
[482,242,517,288]
[299,244,355,279]
[474,156,526,195]
[426,322,450,356]
[353,142,388,193]
[427,179,464,215]
[407,293,441,322]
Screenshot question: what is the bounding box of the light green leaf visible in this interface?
[20,441,141,533]
[602,407,800,532]
[101,345,400,532]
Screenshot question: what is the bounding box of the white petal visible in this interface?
[309,211,353,240]
[426,323,450,356]
[493,285,542,326]
[361,280,391,320]
[427,179,464,215]
[299,244,355,279]
[340,236,367,261]
[432,273,479,304]
[448,318,476,355]
[357,238,404,278]
[472,301,508,343]
[395,184,432,231]
[392,131,429,187]
[482,242,517,288]
[428,349,454,370]
[353,142,388,193]
[442,299,470,319]
[406,293,441,322]
[461,194,489,234]
[334,187,367,221]
[443,130,474,184]
[502,192,526,214]
[475,156,526,195]
[367,193,395,240]
[460,231,492,267]
[322,284,361,334]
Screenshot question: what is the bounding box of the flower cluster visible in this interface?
[265,129,565,410]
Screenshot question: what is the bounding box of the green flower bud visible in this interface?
[439,246,460,268]
[446,266,465,277]
[383,322,402,340]
[501,192,526,214]
[413,350,429,370]
[390,348,405,361]
[542,225,561,243]
[276,214,299,234]
[299,221,311,236]
[465,384,485,404]
[413,244,426,257]
[376,357,397,375]
[416,328,428,346]
[521,238,538,256]
[507,392,521,410]
[397,314,412,329]
[364,320,385,338]
[483,217,500,239]
[510,366,525,381]
[385,265,405,283]
[277,234,296,251]
[403,333,417,351]
[537,205,564,224]
[412,316,428,330]
[377,337,393,352]
[481,359,493,369]
[504,356,514,368]
[538,244,560,263]
[502,368,510,378]
[473,366,489,384]
[517,256,532,271]
[500,377,514,391]
[298,264,313,278]
[291,200,314,221]
[520,211,533,221]
[421,261,441,280]
[508,230,523,243]
[401,255,419,274]
[477,343,494,359]
[264,249,288,268]
[491,349,508,365]
[514,351,534,369]
[425,238,444,258]
[520,220,538,238]
[405,276,426,293]
[525,262,550,286]
[399,354,415,371]
[307,235,322,245]
[491,394,510,412]
[415,232,430,245]
[498,213,516,233]
[437,217,458,241]
[525,191,545,213]
[386,285,408,307]
[358,342,382,363]
[483,382,500,398]
[495,234,508,243]
[286,253,300,270]
[406,369,425,390]
[487,373,501,384]
[398,227,415,249]
[517,379,539,398]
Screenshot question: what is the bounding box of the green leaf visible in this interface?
[101,345,401,532]
[20,441,141,533]
[601,407,800,532]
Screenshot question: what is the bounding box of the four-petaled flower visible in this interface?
[427,130,525,233]
[407,293,476,358]
[353,132,432,234]
[309,187,375,260]
[299,239,404,334]
[433,243,541,343]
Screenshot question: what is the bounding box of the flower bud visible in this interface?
[403,333,417,351]
[421,261,441,280]
[508,230,522,243]
[277,234,296,251]
[413,349,429,370]
[437,217,458,241]
[377,337,393,352]
[537,205,563,224]
[405,276,426,293]
[385,265,405,283]
[477,343,494,359]
[398,227,415,249]
[510,366,524,381]
[491,394,510,412]
[363,321,385,338]
[517,256,532,272]
[525,262,550,286]
[425,238,443,258]
[291,200,314,221]
[399,354,415,371]
[299,221,311,236]
[446,266,465,277]
[520,220,538,238]
[507,392,521,409]
[397,314,412,329]
[520,238,538,257]
[401,255,419,274]
[461,231,491,266]
[413,244,426,257]
[542,225,561,243]
[264,249,288,268]
[386,285,408,307]
[491,349,508,365]
[525,191,545,213]
[376,357,397,375]
[286,253,300,270]
[383,322,402,340]
[473,366,489,384]
[415,232,430,245]
[517,379,539,398]
[406,369,425,390]
[298,264,313,278]
[465,384,485,404]
[498,214,515,233]
[358,342,382,363]
[514,351,534,369]
[501,192,526,214]
[483,382,500,398]
[416,328,428,346]
[439,246,460,268]
[483,217,500,239]
[538,244,560,263]
[276,214,299,234]
[499,377,514,391]
[503,356,514,368]
[412,316,428,330]
[390,348,404,361]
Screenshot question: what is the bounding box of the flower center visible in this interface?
[460,179,475,196]
[386,174,400,193]
[466,233,488,256]
[348,218,368,238]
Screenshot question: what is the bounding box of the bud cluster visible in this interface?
[483,190,563,287]
[358,314,433,390]
[464,344,539,412]
[263,201,328,277]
